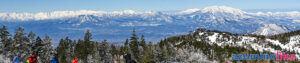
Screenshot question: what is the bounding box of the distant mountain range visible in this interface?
[1,6,300,45]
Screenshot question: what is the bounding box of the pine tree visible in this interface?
[75,38,84,62]
[119,39,129,56]
[124,38,129,53]
[27,31,36,56]
[84,30,92,41]
[57,39,67,63]
[99,40,112,63]
[11,27,30,62]
[140,35,147,49]
[143,42,154,63]
[125,38,129,45]
[64,37,74,63]
[0,25,10,54]
[74,32,87,62]
[39,35,54,63]
[139,35,147,62]
[0,25,9,40]
[81,30,95,63]
[33,36,43,52]
[129,28,139,62]
[87,42,101,63]
[57,37,74,63]
[110,44,117,56]
[28,31,36,43]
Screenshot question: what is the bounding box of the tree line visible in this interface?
[2,25,300,63]
[0,25,170,63]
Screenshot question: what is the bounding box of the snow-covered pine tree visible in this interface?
[0,25,12,63]
[140,35,147,50]
[37,35,54,63]
[123,38,129,54]
[99,40,112,63]
[57,37,74,63]
[77,30,95,63]
[139,34,147,62]
[143,41,155,63]
[33,36,42,52]
[0,25,12,56]
[28,31,36,43]
[129,28,139,62]
[74,38,84,61]
[87,42,101,63]
[110,44,117,56]
[11,27,31,62]
[64,37,74,63]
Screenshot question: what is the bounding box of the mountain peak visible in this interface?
[111,10,140,15]
[178,8,200,14]
[201,6,245,14]
[253,24,289,36]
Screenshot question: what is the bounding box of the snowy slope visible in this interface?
[196,30,300,59]
[161,28,300,62]
[167,29,300,62]
[252,24,289,36]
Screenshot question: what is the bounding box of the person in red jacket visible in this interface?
[29,52,38,63]
[72,56,78,63]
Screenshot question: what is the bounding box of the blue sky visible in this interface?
[0,0,300,12]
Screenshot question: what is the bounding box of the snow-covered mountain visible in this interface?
[160,28,300,62]
[1,6,299,22]
[1,6,300,45]
[252,24,289,36]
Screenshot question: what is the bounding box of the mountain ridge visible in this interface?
[158,28,300,62]
[1,6,300,44]
[0,6,299,21]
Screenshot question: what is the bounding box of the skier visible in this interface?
[51,58,58,63]
[29,52,38,63]
[72,57,78,63]
[13,56,20,63]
